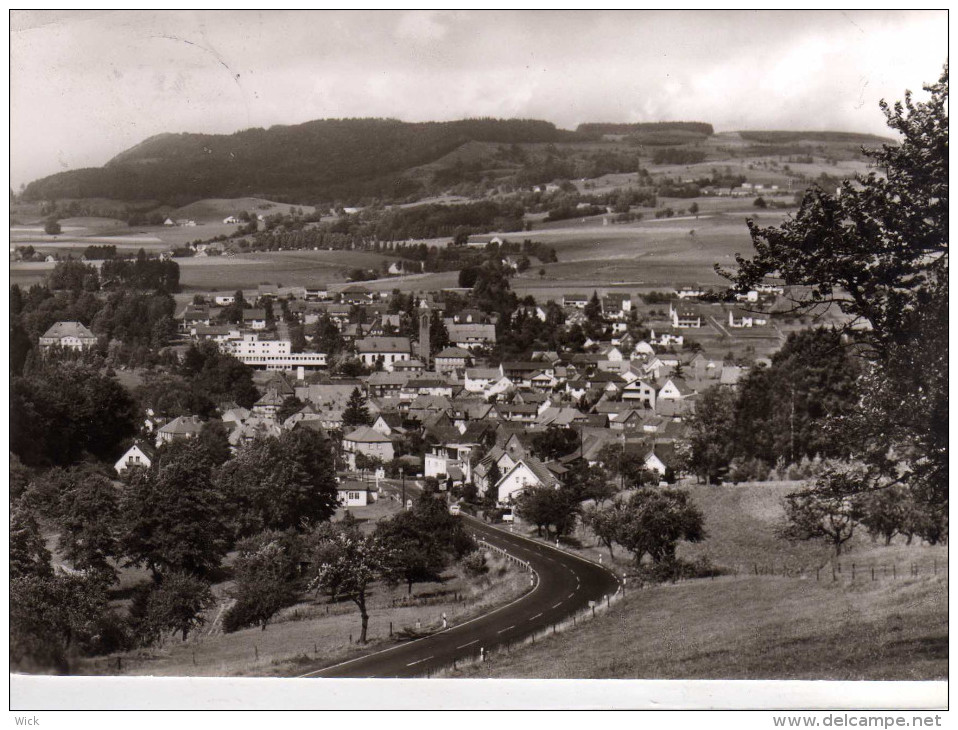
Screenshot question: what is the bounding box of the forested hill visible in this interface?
[22,118,580,207]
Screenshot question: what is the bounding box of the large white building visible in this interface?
[222,334,327,371]
[39,321,98,350]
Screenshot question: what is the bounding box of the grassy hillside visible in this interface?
[449,481,947,680]
[449,572,946,680]
[171,197,318,223]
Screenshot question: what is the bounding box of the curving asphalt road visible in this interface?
[295,514,620,678]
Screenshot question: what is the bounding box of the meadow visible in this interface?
[448,480,948,680]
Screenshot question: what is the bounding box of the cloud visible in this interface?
[394,11,449,43]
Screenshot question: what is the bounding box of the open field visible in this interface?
[447,480,947,680]
[9,248,404,293]
[171,197,318,223]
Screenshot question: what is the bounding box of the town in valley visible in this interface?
[8,10,947,710]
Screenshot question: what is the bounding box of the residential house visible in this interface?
[563,294,589,309]
[446,323,497,350]
[252,390,285,420]
[156,415,204,446]
[366,371,409,398]
[337,480,377,507]
[371,412,404,438]
[392,359,426,376]
[473,446,518,495]
[644,443,681,479]
[728,308,769,328]
[495,403,539,423]
[114,442,156,474]
[228,417,283,450]
[342,426,395,469]
[601,293,632,319]
[243,308,268,330]
[257,284,279,299]
[658,377,695,402]
[669,303,703,328]
[496,457,562,504]
[434,347,472,376]
[341,285,374,304]
[622,378,657,409]
[464,367,502,394]
[305,284,330,301]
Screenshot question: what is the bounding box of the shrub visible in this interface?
[461,550,489,577]
[632,556,722,585]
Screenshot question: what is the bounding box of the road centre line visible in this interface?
[497,625,516,634]
[529,613,543,620]
[456,640,479,649]
[406,656,434,667]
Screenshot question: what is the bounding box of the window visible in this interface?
[348,491,361,501]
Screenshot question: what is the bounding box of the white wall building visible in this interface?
[222,334,327,370]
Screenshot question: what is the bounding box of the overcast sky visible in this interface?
[10,9,948,189]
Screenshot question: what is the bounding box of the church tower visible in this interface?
[418,304,431,367]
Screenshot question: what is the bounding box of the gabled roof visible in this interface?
[536,407,586,427]
[158,415,204,435]
[422,412,461,443]
[503,457,561,488]
[344,426,392,443]
[663,377,694,396]
[367,371,410,386]
[41,321,96,339]
[393,359,426,370]
[243,308,267,320]
[409,394,452,411]
[645,442,680,469]
[355,337,411,354]
[502,361,546,372]
[459,420,498,444]
[120,440,157,460]
[435,347,472,359]
[466,367,502,380]
[446,323,497,341]
[254,390,286,407]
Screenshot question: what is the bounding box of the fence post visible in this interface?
[389,622,393,637]
[117,656,122,672]
[893,564,896,579]
[871,566,875,581]
[254,645,259,660]
[816,567,820,582]
[851,563,855,580]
